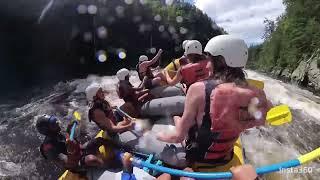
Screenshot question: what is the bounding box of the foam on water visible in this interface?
[247,70,320,123]
[1,70,319,179]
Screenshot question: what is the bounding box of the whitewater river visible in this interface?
[0,70,319,179]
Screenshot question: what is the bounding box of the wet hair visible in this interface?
[209,55,247,86]
[188,54,206,63]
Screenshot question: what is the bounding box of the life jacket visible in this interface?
[40,134,67,160]
[186,80,268,164]
[136,63,155,81]
[180,60,211,87]
[88,99,118,137]
[118,81,136,103]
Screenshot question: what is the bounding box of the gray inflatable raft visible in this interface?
[141,96,185,117]
[119,117,187,168]
[150,85,185,98]
[86,117,187,180]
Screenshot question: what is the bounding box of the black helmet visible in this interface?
[36,114,58,136]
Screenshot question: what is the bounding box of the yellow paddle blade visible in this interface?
[73,111,81,121]
[267,105,292,126]
[247,79,264,90]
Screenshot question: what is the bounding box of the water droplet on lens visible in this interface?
[88,5,97,15]
[77,4,87,14]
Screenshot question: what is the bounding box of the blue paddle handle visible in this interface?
[132,156,303,179]
[69,122,77,141]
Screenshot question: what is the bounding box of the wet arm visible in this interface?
[94,110,132,133]
[165,68,182,86]
[140,49,163,68]
[157,84,199,143]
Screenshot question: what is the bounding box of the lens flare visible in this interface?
[179,27,188,34]
[97,50,107,62]
[83,32,92,42]
[139,0,146,5]
[154,14,162,21]
[150,48,156,54]
[88,5,97,15]
[125,0,133,5]
[133,16,142,23]
[118,51,126,59]
[97,26,107,39]
[176,16,183,23]
[165,0,174,6]
[158,25,165,32]
[77,4,87,14]
[116,6,125,17]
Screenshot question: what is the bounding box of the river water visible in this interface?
[0,70,319,179]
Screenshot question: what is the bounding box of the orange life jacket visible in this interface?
[180,60,211,87]
[186,80,268,164]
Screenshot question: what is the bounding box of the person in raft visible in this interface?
[166,40,191,78]
[85,83,134,138]
[137,48,167,89]
[164,40,213,90]
[157,35,272,170]
[36,114,121,175]
[116,68,154,117]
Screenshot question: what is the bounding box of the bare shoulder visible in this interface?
[187,82,205,99]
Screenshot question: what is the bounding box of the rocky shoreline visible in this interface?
[251,49,320,95]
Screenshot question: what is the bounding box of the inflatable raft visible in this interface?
[59,116,245,180]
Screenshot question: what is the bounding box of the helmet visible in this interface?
[139,55,148,63]
[204,35,248,67]
[36,114,58,136]
[182,40,190,50]
[185,40,202,55]
[116,68,130,81]
[85,83,101,101]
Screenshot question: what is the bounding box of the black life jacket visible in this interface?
[88,99,117,137]
[118,80,136,103]
[40,133,67,159]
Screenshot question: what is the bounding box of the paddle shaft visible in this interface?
[116,107,135,120]
[69,122,77,141]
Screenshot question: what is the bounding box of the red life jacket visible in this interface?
[186,80,268,164]
[180,60,211,87]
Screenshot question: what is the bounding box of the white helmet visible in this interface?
[139,55,148,63]
[182,40,189,50]
[85,83,101,101]
[204,35,248,67]
[116,68,130,81]
[185,40,202,55]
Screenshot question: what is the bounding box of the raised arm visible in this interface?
[140,49,163,68]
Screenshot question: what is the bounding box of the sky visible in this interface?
[193,0,285,45]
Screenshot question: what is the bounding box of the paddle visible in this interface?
[247,79,265,90]
[266,105,292,126]
[115,107,137,121]
[69,111,81,141]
